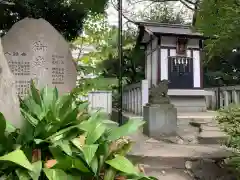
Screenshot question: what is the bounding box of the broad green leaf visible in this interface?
[55,94,72,117]
[49,146,66,161]
[107,120,145,141]
[138,177,158,180]
[78,102,89,111]
[30,103,44,120]
[41,86,55,109]
[53,87,59,100]
[86,123,106,144]
[88,110,105,123]
[49,146,89,172]
[17,121,35,143]
[51,147,90,173]
[0,149,33,171]
[34,120,48,138]
[16,169,31,180]
[72,158,90,172]
[102,120,118,129]
[105,155,138,175]
[30,80,42,106]
[78,121,94,132]
[20,108,38,127]
[47,124,79,142]
[60,107,79,125]
[0,113,6,133]
[5,120,16,133]
[43,168,78,180]
[71,138,83,150]
[21,97,44,120]
[55,140,72,156]
[82,144,99,164]
[90,155,98,174]
[34,139,45,145]
[28,161,42,180]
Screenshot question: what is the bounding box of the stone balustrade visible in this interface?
[122,80,149,115]
[205,86,240,110]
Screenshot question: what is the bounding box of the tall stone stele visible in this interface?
[2,18,77,98]
[0,38,22,128]
[143,80,177,139]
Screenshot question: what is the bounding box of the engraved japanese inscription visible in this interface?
[2,18,77,97]
[0,38,21,128]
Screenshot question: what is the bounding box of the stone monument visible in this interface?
[2,18,77,97]
[143,80,177,138]
[0,38,22,128]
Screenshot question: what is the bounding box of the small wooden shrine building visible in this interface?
[136,22,208,112]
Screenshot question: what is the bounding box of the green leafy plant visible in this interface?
[0,81,157,180]
[216,104,240,148]
[216,104,240,175]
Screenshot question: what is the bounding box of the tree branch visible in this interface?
[192,0,199,26]
[111,0,138,24]
[111,0,199,26]
[182,0,197,6]
[131,0,198,11]
[0,0,14,5]
[180,0,195,11]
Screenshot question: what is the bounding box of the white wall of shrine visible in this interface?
[145,36,202,88]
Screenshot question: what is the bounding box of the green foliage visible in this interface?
[195,0,240,87]
[196,0,240,57]
[216,105,240,148]
[203,52,240,87]
[0,81,156,179]
[73,5,187,91]
[76,77,119,96]
[97,3,186,84]
[216,105,240,174]
[0,0,108,41]
[137,2,186,24]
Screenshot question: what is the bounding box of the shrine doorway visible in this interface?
[168,56,194,89]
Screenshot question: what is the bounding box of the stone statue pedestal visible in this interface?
[143,103,177,139]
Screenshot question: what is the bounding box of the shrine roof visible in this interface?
[136,21,203,37]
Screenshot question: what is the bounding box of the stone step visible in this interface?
[128,142,234,179]
[128,142,232,168]
[198,131,228,144]
[200,125,221,131]
[143,167,192,180]
[141,162,236,180]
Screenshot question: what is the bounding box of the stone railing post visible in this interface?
[223,91,230,107]
[141,80,149,115]
[232,90,239,105]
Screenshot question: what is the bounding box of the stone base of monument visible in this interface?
[143,103,177,139]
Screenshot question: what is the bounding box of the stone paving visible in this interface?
[125,111,236,180]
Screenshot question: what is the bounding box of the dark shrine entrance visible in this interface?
[168,56,193,89]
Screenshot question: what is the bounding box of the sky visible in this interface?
[106,0,193,26]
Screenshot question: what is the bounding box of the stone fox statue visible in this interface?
[0,38,22,128]
[149,80,170,104]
